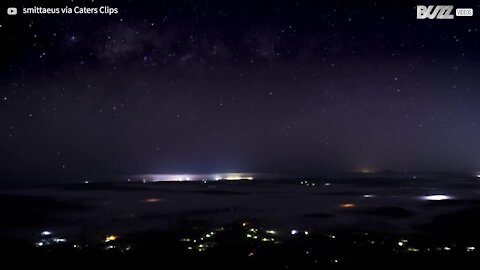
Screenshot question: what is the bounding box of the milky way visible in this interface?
[1,0,479,175]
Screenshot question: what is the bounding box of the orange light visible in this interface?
[339,203,356,208]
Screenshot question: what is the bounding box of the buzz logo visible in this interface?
[416,5,454,19]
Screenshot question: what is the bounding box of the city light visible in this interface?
[339,203,356,208]
[143,198,162,203]
[105,235,118,242]
[422,194,452,201]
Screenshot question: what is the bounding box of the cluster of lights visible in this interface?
[300,181,316,187]
[102,234,131,251]
[300,180,332,187]
[35,230,67,247]
[246,227,278,243]
[291,229,309,236]
[184,227,224,252]
[183,223,282,253]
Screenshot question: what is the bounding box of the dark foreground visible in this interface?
[2,219,480,269]
[2,175,480,268]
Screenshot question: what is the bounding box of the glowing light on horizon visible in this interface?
[423,194,452,201]
[141,173,255,182]
[224,176,254,181]
[143,198,162,203]
[339,203,356,208]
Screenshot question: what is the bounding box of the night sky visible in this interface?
[1,0,479,176]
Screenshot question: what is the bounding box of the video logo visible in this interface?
[7,7,17,15]
[417,5,454,19]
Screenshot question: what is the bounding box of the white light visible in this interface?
[215,177,221,181]
[363,194,375,198]
[84,180,89,184]
[291,230,298,235]
[41,231,52,236]
[53,238,66,243]
[467,247,475,252]
[423,194,451,201]
[304,231,309,235]
[398,241,404,246]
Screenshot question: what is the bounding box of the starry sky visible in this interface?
[1,0,479,176]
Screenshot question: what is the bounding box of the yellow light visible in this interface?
[225,177,245,180]
[105,235,117,242]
